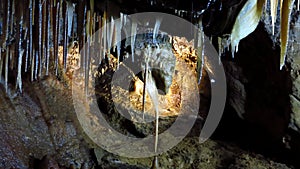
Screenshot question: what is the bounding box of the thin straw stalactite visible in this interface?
[54,0,60,75]
[4,0,11,92]
[46,0,51,76]
[63,0,68,72]
[38,0,42,79]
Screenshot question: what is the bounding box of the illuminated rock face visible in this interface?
[132,32,176,95]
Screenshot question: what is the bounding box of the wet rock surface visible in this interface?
[94,137,292,169]
[0,75,94,168]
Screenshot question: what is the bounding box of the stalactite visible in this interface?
[280,0,295,69]
[81,4,87,74]
[102,11,107,61]
[16,15,24,92]
[27,0,33,73]
[85,10,91,95]
[153,17,162,43]
[46,0,51,76]
[86,10,91,38]
[230,0,265,58]
[8,0,15,72]
[67,1,75,38]
[5,47,9,92]
[123,13,127,26]
[112,18,117,53]
[98,15,102,64]
[145,71,159,154]
[35,48,39,80]
[85,38,90,96]
[114,19,122,69]
[4,0,11,92]
[270,0,279,35]
[142,46,150,120]
[107,16,114,61]
[63,0,68,72]
[218,37,222,64]
[92,12,96,43]
[42,0,47,77]
[0,48,2,82]
[25,38,29,72]
[130,20,137,62]
[196,19,204,83]
[38,0,42,78]
[54,0,60,75]
[31,49,35,81]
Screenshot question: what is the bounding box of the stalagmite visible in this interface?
[151,156,159,169]
[131,20,137,62]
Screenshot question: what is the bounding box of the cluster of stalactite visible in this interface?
[0,0,298,94]
[221,0,299,69]
[0,0,75,93]
[0,0,205,94]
